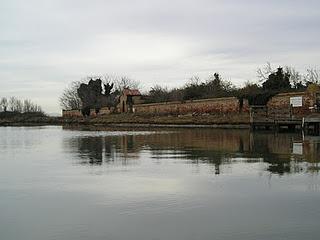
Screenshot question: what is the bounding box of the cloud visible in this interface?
[0,0,319,112]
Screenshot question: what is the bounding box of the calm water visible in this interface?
[0,126,320,240]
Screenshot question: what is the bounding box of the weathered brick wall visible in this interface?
[267,92,316,119]
[62,107,114,118]
[133,97,249,115]
[62,109,82,118]
[99,107,112,115]
[62,92,316,119]
[131,129,251,152]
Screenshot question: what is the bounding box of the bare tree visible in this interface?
[59,81,82,110]
[23,99,33,113]
[15,99,23,113]
[9,97,18,112]
[304,68,320,84]
[257,63,318,89]
[257,62,273,82]
[0,96,43,114]
[33,104,43,113]
[82,74,140,93]
[26,101,39,112]
[188,75,201,86]
[0,97,8,112]
[113,76,140,92]
[284,66,303,89]
[147,85,169,103]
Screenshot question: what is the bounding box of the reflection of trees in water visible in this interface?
[76,137,104,165]
[145,130,319,175]
[304,137,320,162]
[148,148,231,175]
[304,138,320,174]
[183,150,226,175]
[248,133,292,175]
[249,132,320,175]
[263,155,293,175]
[66,128,320,175]
[137,129,251,175]
[67,135,140,166]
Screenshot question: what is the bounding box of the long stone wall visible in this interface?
[133,97,249,115]
[62,91,318,120]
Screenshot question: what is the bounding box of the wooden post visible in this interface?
[315,123,320,135]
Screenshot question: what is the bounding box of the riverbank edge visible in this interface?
[0,122,250,129]
[0,114,251,129]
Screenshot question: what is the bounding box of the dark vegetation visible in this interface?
[60,64,320,112]
[59,75,140,113]
[77,78,116,116]
[0,112,54,126]
[144,64,319,105]
[143,73,235,103]
[238,67,292,105]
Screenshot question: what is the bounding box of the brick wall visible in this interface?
[62,109,82,118]
[119,95,143,113]
[62,92,316,119]
[133,97,249,115]
[267,91,316,119]
[62,107,114,118]
[99,107,113,115]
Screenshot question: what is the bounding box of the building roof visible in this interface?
[123,88,141,96]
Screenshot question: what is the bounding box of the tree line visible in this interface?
[60,64,320,110]
[144,64,319,105]
[0,96,43,114]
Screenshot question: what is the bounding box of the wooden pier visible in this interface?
[303,114,320,135]
[250,106,320,135]
[248,90,320,134]
[250,106,303,131]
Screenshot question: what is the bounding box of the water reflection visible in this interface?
[66,132,143,166]
[1,126,320,240]
[64,127,320,175]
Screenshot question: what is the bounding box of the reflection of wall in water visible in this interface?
[303,137,320,164]
[249,132,303,156]
[130,130,320,175]
[66,128,319,174]
[130,130,252,175]
[131,129,251,153]
[249,132,319,162]
[249,132,320,174]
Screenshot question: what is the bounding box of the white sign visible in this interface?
[290,96,303,107]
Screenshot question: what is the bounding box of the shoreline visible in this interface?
[0,113,251,129]
[93,123,250,129]
[0,121,250,129]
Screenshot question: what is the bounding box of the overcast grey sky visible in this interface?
[1,0,319,113]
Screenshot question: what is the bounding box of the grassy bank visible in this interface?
[0,112,250,127]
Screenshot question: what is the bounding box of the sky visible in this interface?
[1,0,320,113]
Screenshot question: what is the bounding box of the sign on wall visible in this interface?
[290,96,303,107]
